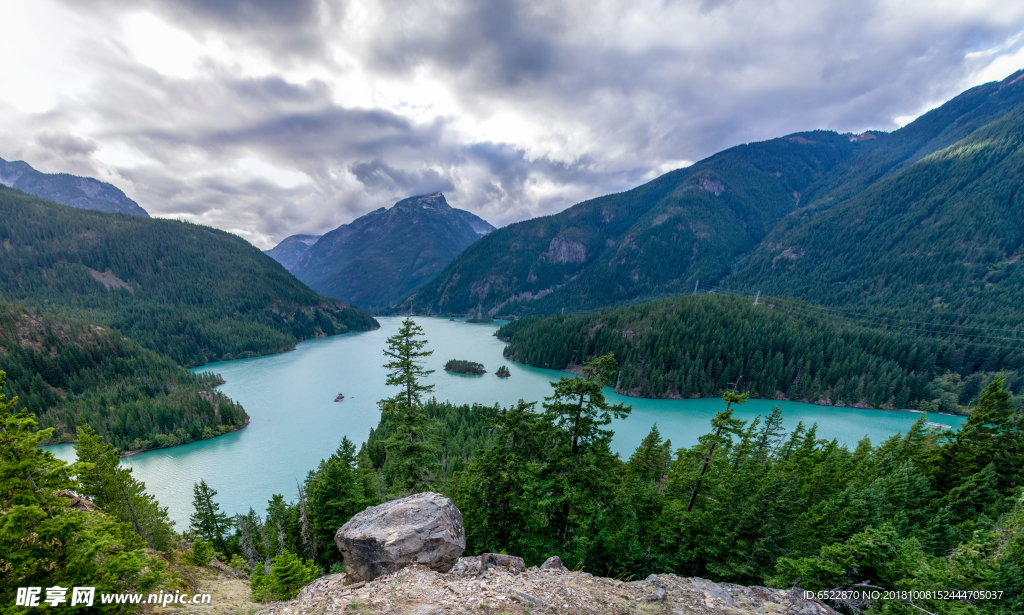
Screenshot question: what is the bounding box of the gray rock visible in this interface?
[482,553,525,574]
[690,577,735,606]
[512,589,545,607]
[335,492,466,582]
[541,555,567,571]
[649,587,667,603]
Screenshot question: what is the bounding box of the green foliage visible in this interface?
[75,426,177,550]
[366,399,503,483]
[444,359,486,375]
[0,185,377,367]
[303,436,379,567]
[0,299,248,452]
[497,294,1024,409]
[189,479,234,557]
[454,400,544,558]
[249,551,318,602]
[423,374,1023,614]
[496,365,511,377]
[0,371,166,613]
[379,318,440,496]
[186,539,216,566]
[228,553,248,572]
[730,93,1024,338]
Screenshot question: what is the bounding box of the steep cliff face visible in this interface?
[0,156,149,216]
[291,192,495,310]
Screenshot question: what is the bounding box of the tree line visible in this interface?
[0,300,247,453]
[498,294,1024,412]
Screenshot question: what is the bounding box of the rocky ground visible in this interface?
[254,557,837,615]
[138,558,254,615]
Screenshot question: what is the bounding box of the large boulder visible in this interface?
[335,492,466,582]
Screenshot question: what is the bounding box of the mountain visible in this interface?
[727,88,1024,333]
[291,192,495,310]
[265,234,322,269]
[0,156,150,216]
[397,70,1024,336]
[0,185,378,366]
[0,298,248,452]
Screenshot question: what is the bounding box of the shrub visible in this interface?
[186,539,216,566]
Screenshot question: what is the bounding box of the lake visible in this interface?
[47,316,966,527]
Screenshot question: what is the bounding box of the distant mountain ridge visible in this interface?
[0,156,149,217]
[265,234,322,270]
[397,69,1024,335]
[288,192,495,310]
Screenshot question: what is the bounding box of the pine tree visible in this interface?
[687,390,747,511]
[190,479,233,556]
[457,400,543,557]
[305,436,377,565]
[540,352,632,557]
[0,371,166,607]
[939,375,1023,491]
[74,425,176,551]
[379,318,439,495]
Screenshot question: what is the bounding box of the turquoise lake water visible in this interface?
[47,316,966,527]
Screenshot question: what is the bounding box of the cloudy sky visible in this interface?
[2,0,1023,248]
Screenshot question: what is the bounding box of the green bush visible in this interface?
[186,539,216,566]
[249,551,318,602]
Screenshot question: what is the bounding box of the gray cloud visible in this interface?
[5,0,1024,248]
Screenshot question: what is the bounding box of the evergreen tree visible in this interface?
[305,436,379,566]
[939,375,1024,492]
[687,391,747,511]
[456,400,543,558]
[190,479,233,556]
[74,426,176,551]
[539,352,631,561]
[379,318,439,495]
[0,371,166,611]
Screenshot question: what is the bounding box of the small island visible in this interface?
[496,365,511,378]
[445,359,486,375]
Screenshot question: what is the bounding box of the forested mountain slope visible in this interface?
[397,70,1024,329]
[497,294,1024,410]
[0,300,247,452]
[398,132,860,315]
[0,155,150,216]
[0,186,378,366]
[728,94,1024,333]
[292,193,495,310]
